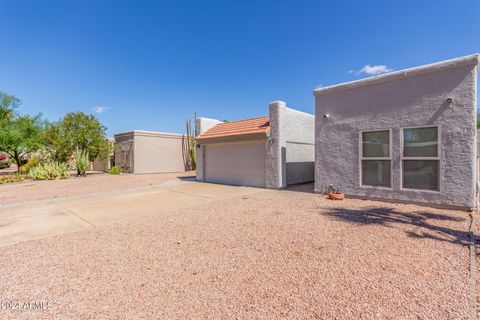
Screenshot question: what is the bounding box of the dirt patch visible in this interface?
[0,190,471,319]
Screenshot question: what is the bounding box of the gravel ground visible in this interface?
[0,171,195,205]
[475,212,480,318]
[0,187,471,319]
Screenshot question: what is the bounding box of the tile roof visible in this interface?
[196,116,270,141]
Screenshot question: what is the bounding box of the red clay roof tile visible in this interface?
[196,116,270,141]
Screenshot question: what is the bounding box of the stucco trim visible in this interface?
[314,54,480,96]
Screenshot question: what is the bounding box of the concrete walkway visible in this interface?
[0,179,264,247]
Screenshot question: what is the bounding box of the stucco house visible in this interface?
[114,130,187,174]
[314,54,479,210]
[195,101,315,189]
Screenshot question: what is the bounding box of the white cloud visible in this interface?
[92,106,109,114]
[315,84,323,89]
[348,64,393,76]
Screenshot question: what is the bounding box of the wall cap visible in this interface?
[114,130,184,138]
[269,100,286,107]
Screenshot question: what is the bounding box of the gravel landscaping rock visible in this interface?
[0,187,471,319]
[0,172,194,205]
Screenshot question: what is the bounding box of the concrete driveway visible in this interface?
[0,178,264,247]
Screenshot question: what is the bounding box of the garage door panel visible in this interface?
[204,141,266,188]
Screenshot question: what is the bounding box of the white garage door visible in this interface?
[204,140,266,188]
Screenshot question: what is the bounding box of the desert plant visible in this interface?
[42,112,110,163]
[106,166,121,175]
[19,156,40,174]
[28,161,70,180]
[182,113,196,171]
[0,114,45,172]
[0,91,20,123]
[28,165,47,180]
[75,148,89,177]
[0,174,27,184]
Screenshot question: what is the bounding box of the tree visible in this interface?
[43,112,110,172]
[0,114,44,171]
[0,92,21,123]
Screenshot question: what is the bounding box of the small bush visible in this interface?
[0,174,27,184]
[106,166,121,175]
[0,159,11,170]
[19,156,40,174]
[29,162,71,180]
[75,149,89,177]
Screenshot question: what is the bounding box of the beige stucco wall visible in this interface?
[114,130,186,174]
[134,131,186,174]
[91,158,111,172]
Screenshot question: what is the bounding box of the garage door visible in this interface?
[204,140,266,188]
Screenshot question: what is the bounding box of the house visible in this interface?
[195,101,315,188]
[314,54,479,210]
[114,130,187,174]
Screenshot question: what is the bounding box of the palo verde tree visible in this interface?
[43,112,110,174]
[0,114,45,171]
[0,91,21,123]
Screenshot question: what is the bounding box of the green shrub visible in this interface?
[106,166,121,175]
[0,159,10,169]
[29,162,71,180]
[75,149,89,177]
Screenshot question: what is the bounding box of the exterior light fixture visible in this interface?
[446,98,454,109]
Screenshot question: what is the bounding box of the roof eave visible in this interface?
[196,131,269,144]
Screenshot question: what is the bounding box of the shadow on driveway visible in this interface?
[323,207,470,246]
[177,175,196,182]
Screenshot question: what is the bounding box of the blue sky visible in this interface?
[0,0,479,136]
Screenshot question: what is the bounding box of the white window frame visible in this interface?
[359,129,392,189]
[400,125,440,192]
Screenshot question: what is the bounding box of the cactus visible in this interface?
[182,113,197,171]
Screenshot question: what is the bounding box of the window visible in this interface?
[402,126,439,191]
[361,130,391,187]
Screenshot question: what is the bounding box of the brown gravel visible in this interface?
[475,211,480,318]
[0,187,471,319]
[0,171,195,205]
